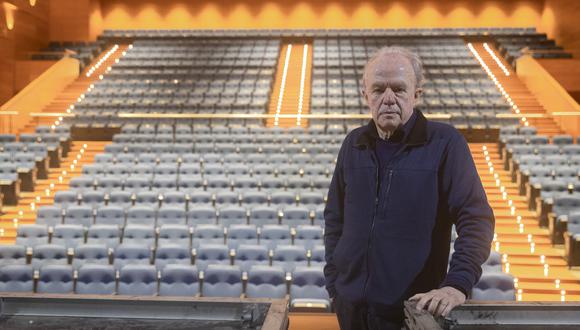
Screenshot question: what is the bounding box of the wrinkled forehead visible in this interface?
[364,54,416,86]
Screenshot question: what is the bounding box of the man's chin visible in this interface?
[377,119,400,132]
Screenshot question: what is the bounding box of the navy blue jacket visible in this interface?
[324,109,494,316]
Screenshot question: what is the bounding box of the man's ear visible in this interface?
[414,88,423,100]
[361,88,368,105]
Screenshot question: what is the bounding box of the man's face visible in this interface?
[362,54,421,134]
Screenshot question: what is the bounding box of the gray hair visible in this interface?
[361,46,424,90]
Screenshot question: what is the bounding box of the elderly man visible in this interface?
[323,46,495,329]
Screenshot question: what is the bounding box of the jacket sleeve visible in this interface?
[323,136,348,298]
[439,132,495,297]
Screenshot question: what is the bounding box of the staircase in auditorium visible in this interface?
[18,45,130,134]
[267,42,313,128]
[471,143,580,301]
[0,142,106,244]
[467,42,563,136]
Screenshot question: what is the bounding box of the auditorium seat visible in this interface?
[118,264,158,296]
[76,264,116,295]
[154,245,192,270]
[37,265,75,294]
[0,264,34,292]
[113,244,152,269]
[158,224,191,247]
[16,224,50,248]
[233,244,269,272]
[226,225,258,249]
[202,265,243,298]
[471,272,516,301]
[0,245,27,267]
[272,245,308,273]
[260,225,292,250]
[193,244,230,271]
[31,244,68,270]
[289,267,331,311]
[51,224,85,249]
[159,264,199,297]
[87,225,121,249]
[36,206,64,227]
[246,265,287,299]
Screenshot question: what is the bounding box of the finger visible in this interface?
[435,299,449,317]
[427,296,442,315]
[409,293,424,301]
[441,301,456,317]
[416,295,432,311]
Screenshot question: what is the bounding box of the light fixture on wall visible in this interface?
[29,0,36,7]
[3,2,17,30]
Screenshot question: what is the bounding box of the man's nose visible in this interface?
[382,88,396,105]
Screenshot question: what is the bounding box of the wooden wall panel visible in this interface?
[539,0,580,58]
[0,0,49,105]
[98,0,544,30]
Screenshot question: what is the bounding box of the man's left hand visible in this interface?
[409,286,466,317]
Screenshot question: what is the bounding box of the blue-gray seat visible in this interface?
[76,264,116,294]
[15,224,49,248]
[192,224,224,247]
[227,225,258,249]
[122,225,156,248]
[471,272,516,301]
[157,206,187,226]
[51,224,85,248]
[272,245,308,273]
[0,245,27,267]
[53,190,78,208]
[31,244,68,270]
[87,225,121,249]
[72,244,110,269]
[154,244,192,270]
[95,206,126,226]
[113,244,152,270]
[107,191,133,210]
[187,206,217,225]
[126,205,157,226]
[158,224,191,247]
[118,264,158,296]
[309,245,326,267]
[158,264,200,296]
[270,191,296,206]
[249,206,279,227]
[64,205,94,227]
[482,251,502,273]
[246,265,287,298]
[0,264,34,292]
[233,244,269,272]
[36,206,63,227]
[281,206,311,227]
[202,265,242,298]
[161,191,187,209]
[194,244,230,271]
[260,225,291,250]
[36,264,74,294]
[218,206,247,226]
[294,225,324,250]
[290,266,330,311]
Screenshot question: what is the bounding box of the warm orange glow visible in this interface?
[29,0,36,6]
[3,2,17,30]
[415,4,442,28]
[98,1,544,30]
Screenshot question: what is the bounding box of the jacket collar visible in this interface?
[354,109,428,149]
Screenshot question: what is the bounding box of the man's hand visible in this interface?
[409,286,466,317]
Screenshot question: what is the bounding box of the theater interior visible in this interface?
[1,0,580,329]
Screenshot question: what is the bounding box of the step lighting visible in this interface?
[555,279,560,289]
[467,43,525,125]
[483,43,510,76]
[517,289,523,301]
[274,45,293,126]
[561,290,566,302]
[86,44,119,78]
[296,44,309,126]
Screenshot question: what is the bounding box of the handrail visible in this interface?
[115,112,530,119]
[28,113,75,118]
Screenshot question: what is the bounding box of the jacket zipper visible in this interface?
[362,160,394,297]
